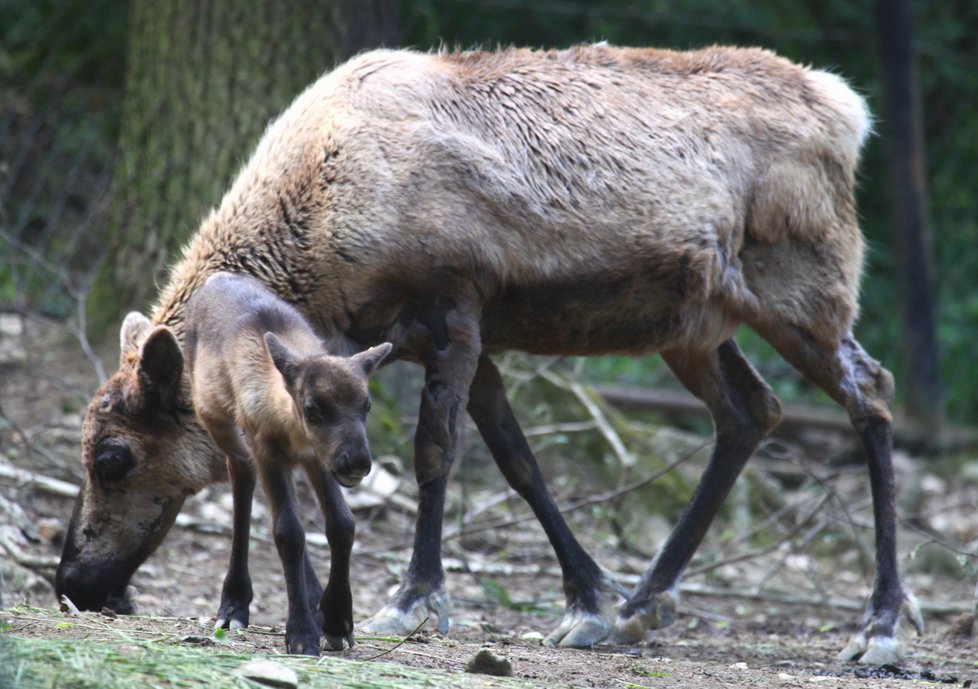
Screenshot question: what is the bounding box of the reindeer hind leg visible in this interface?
[750,320,922,664]
[614,339,782,643]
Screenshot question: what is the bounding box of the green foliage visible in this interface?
[1,0,127,316]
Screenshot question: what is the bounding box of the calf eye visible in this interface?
[304,400,335,426]
[304,402,322,424]
[94,441,135,484]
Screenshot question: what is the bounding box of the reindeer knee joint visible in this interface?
[272,515,305,560]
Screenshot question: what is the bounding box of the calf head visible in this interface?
[56,312,223,612]
[264,335,392,487]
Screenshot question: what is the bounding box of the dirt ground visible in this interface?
[1,317,977,688]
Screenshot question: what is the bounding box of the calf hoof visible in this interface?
[612,589,679,645]
[320,584,355,650]
[285,628,321,656]
[321,604,355,651]
[214,599,251,631]
[324,629,356,651]
[360,587,452,636]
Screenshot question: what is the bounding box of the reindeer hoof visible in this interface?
[612,588,679,644]
[837,632,906,665]
[543,572,621,648]
[903,590,925,636]
[360,587,452,636]
[543,610,611,648]
[837,589,921,664]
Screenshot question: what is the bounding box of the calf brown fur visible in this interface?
[183,271,390,654]
[58,44,920,663]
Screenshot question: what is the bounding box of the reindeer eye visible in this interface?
[94,440,135,484]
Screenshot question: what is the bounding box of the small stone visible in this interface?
[465,649,513,677]
[729,662,749,670]
[100,607,117,618]
[237,659,299,689]
[519,631,545,642]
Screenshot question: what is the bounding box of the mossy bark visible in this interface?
[88,0,397,332]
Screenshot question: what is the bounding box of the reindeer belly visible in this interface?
[480,275,737,356]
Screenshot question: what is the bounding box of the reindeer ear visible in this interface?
[351,342,393,377]
[137,326,183,411]
[120,312,152,360]
[264,333,300,388]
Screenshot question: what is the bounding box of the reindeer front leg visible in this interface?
[467,354,626,647]
[361,300,481,636]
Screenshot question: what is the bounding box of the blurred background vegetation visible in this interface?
[2,0,976,428]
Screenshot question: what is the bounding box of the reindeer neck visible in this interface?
[149,218,226,345]
[149,204,326,345]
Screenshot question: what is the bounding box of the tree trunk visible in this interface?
[89,0,398,329]
[874,0,943,433]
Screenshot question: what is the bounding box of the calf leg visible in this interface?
[750,325,922,664]
[201,420,256,632]
[615,339,782,642]
[254,438,321,655]
[467,354,625,647]
[361,301,481,636]
[304,463,356,650]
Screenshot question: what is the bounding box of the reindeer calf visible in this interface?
[185,272,391,655]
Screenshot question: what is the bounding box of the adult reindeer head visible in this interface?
[55,312,223,612]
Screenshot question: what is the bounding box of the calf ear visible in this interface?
[264,333,300,388]
[352,342,393,377]
[120,312,152,360]
[138,326,184,412]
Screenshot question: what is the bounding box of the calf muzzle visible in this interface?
[332,449,371,488]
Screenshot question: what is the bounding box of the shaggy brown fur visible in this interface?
[58,44,917,662]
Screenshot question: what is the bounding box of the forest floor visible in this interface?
[1,315,977,688]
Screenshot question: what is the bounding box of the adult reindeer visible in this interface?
[56,44,921,662]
